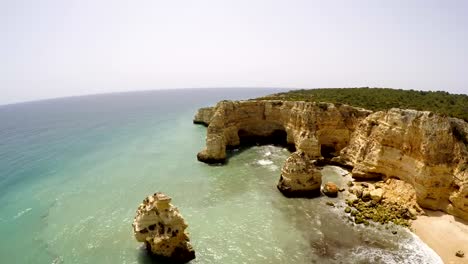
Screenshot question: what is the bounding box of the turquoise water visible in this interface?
[0,89,441,263]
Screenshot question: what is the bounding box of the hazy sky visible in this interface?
[1,0,467,105]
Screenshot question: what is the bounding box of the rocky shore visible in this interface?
[194,100,468,222]
[194,99,468,263]
[344,179,423,227]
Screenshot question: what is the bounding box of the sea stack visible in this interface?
[132,192,195,263]
[277,151,322,197]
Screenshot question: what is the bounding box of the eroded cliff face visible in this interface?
[195,100,371,163]
[193,107,214,126]
[194,100,468,221]
[133,192,195,263]
[338,108,468,220]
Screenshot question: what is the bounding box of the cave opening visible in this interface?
[320,144,337,158]
[236,129,295,151]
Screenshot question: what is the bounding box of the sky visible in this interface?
[1,0,467,105]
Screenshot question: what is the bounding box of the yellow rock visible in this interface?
[132,192,195,262]
[195,100,468,221]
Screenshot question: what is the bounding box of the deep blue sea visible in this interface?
[0,88,441,263]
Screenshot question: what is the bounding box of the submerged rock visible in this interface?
[277,151,322,197]
[322,182,339,197]
[132,192,195,263]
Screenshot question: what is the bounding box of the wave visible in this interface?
[257,159,273,166]
[13,207,32,219]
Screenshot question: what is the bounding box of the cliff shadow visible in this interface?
[136,246,194,264]
[421,208,468,226]
[224,128,295,163]
[320,144,337,159]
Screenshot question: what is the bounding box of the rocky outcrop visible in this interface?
[380,178,423,215]
[322,182,339,197]
[277,151,322,197]
[337,109,468,220]
[346,179,424,226]
[193,107,214,126]
[195,100,468,221]
[370,188,384,203]
[196,100,371,164]
[133,192,195,263]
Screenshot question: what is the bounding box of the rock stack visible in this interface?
[132,192,195,263]
[277,151,322,197]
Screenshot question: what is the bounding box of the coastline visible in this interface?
[412,210,468,264]
[193,98,468,263]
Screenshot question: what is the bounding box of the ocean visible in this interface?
[0,88,442,263]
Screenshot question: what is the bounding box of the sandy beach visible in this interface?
[412,210,468,264]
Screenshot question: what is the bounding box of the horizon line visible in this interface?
[1,86,466,108]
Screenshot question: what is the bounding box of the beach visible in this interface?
[413,210,468,264]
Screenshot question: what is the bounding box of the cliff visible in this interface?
[338,108,468,220]
[195,100,371,163]
[193,107,214,126]
[194,100,468,221]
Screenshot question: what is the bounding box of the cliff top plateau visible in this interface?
[258,87,468,122]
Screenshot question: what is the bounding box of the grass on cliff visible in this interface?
[257,87,468,122]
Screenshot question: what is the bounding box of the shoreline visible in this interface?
[412,210,468,264]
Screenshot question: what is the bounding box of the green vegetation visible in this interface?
[345,199,413,227]
[257,87,468,121]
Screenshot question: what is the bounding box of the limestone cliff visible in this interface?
[133,192,195,263]
[195,100,468,221]
[193,107,214,126]
[338,108,468,220]
[195,100,371,164]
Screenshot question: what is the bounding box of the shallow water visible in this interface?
[0,89,442,263]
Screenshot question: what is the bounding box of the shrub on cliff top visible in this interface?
[257,88,468,122]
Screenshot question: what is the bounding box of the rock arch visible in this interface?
[194,100,468,220]
[195,100,370,164]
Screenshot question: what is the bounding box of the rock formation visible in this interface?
[194,100,468,221]
[380,178,423,214]
[195,100,371,164]
[132,192,195,263]
[347,179,424,226]
[337,108,468,220]
[277,151,322,197]
[322,182,339,197]
[193,107,214,126]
